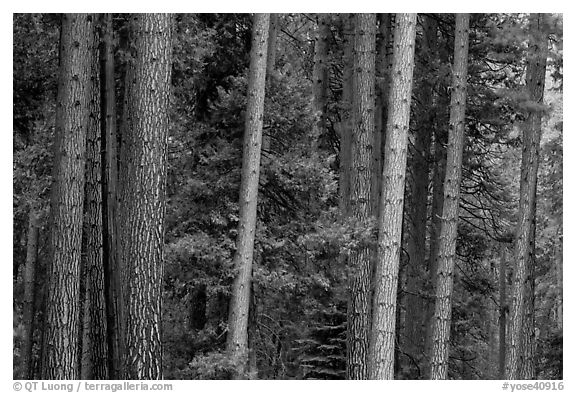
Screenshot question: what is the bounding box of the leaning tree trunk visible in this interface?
[504,13,547,380]
[99,12,122,379]
[80,21,108,379]
[21,210,39,379]
[117,13,173,380]
[346,13,376,380]
[429,13,470,380]
[369,13,417,380]
[41,13,93,380]
[226,13,269,379]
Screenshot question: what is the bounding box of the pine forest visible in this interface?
[13,13,563,380]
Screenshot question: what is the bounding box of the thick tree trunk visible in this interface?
[504,13,547,380]
[346,13,376,380]
[99,12,122,380]
[311,13,330,150]
[41,13,93,380]
[118,13,173,380]
[226,13,269,378]
[369,13,417,380]
[21,210,39,379]
[404,16,437,364]
[429,13,470,380]
[81,22,108,379]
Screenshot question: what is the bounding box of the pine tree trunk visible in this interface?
[21,210,39,379]
[117,13,173,380]
[99,12,122,379]
[423,76,449,379]
[369,13,417,380]
[346,13,376,380]
[504,13,547,380]
[226,13,269,379]
[81,22,108,379]
[311,13,330,150]
[429,13,470,380]
[41,13,93,380]
[404,16,437,364]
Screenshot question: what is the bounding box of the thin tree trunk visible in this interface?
[21,210,39,379]
[41,13,93,380]
[499,244,508,379]
[118,13,173,380]
[81,21,108,379]
[369,13,417,380]
[429,13,470,380]
[346,13,376,380]
[99,12,122,379]
[311,13,330,150]
[505,13,547,380]
[226,13,269,379]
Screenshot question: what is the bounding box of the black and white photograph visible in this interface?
[12,12,563,381]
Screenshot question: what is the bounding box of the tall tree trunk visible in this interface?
[226,13,269,378]
[369,13,417,380]
[346,13,376,380]
[118,13,173,380]
[99,12,122,379]
[504,13,547,380]
[21,210,39,379]
[429,13,470,380]
[404,15,437,364]
[41,13,93,380]
[81,22,108,379]
[311,13,330,150]
[423,73,449,380]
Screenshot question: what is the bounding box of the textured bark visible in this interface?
[311,13,330,149]
[404,15,437,362]
[41,13,93,380]
[226,13,269,378]
[99,12,122,379]
[369,13,417,380]
[429,14,470,380]
[423,75,449,379]
[118,13,173,380]
[505,13,547,380]
[81,22,108,379]
[346,13,376,380]
[21,210,39,379]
